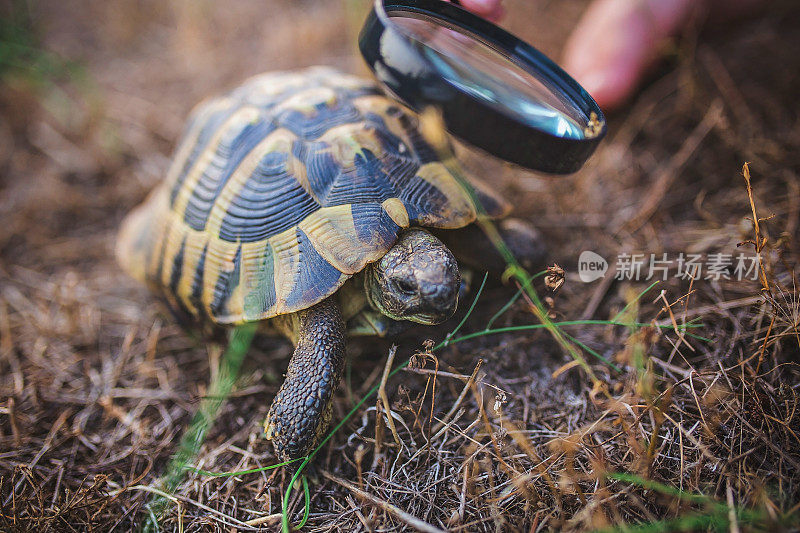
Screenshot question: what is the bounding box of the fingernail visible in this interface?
[459,0,500,14]
[576,70,607,97]
[571,69,617,110]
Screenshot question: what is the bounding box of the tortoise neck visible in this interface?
[363,265,382,315]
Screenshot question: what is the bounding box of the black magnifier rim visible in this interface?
[359,0,607,174]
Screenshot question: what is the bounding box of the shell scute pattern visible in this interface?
[183,111,278,233]
[217,150,318,243]
[166,97,239,205]
[117,67,503,325]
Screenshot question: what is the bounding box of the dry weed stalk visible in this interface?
[2,1,800,530]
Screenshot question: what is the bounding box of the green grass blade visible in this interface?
[486,287,524,331]
[299,475,311,529]
[612,281,660,323]
[562,332,621,371]
[607,472,712,504]
[141,322,257,532]
[186,458,300,477]
[485,270,550,331]
[594,511,728,533]
[445,272,489,345]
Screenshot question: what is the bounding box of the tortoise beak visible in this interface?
[407,284,459,325]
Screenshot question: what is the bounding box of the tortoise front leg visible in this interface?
[265,299,346,461]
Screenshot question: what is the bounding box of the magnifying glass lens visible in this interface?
[360,0,605,173]
[390,12,588,140]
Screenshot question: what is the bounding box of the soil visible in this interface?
[1,1,799,531]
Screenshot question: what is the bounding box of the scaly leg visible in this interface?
[265,298,346,461]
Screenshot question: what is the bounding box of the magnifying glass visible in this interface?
[359,0,606,174]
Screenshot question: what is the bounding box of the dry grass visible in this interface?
[1,0,799,531]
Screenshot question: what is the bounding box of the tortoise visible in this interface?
[117,67,545,461]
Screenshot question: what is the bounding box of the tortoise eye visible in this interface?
[393,278,416,295]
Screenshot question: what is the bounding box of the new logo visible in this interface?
[578,251,608,282]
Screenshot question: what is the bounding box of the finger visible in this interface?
[562,0,766,111]
[452,0,505,22]
[561,0,694,111]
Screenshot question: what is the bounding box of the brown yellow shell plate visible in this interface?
[116,67,509,325]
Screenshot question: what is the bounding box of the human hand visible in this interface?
[452,0,765,112]
[562,0,766,111]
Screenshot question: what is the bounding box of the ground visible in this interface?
[1,0,799,531]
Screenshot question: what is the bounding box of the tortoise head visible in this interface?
[366,228,460,325]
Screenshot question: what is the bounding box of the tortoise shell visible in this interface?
[117,67,509,325]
